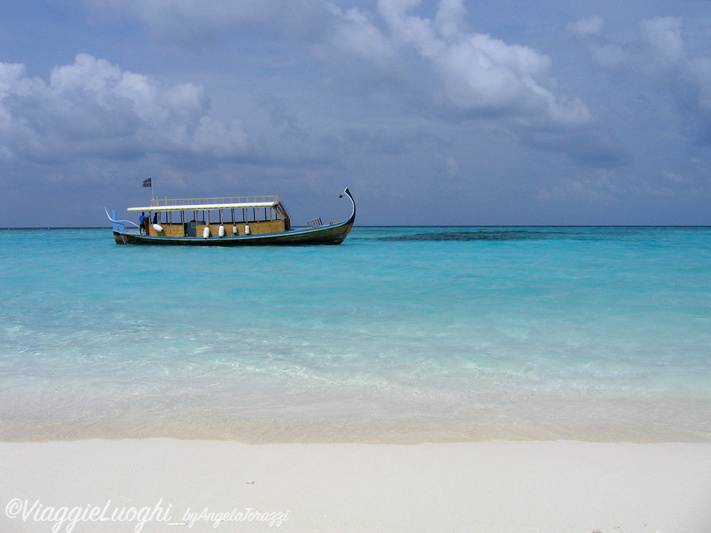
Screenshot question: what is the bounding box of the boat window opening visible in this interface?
[219,210,224,224]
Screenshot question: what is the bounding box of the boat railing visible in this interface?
[149,195,280,208]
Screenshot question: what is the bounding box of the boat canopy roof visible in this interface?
[128,195,281,212]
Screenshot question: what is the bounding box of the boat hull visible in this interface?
[112,220,353,246]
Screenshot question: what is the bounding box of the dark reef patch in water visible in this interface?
[374,229,566,242]
[368,227,698,242]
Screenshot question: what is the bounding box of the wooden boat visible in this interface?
[107,187,355,246]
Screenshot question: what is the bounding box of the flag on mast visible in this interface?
[143,177,154,201]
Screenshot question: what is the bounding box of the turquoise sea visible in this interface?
[1,227,710,443]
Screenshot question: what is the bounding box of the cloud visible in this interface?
[522,127,630,169]
[430,32,591,127]
[325,7,398,71]
[565,16,603,38]
[342,0,593,128]
[640,16,685,68]
[0,54,248,161]
[83,0,613,167]
[570,15,711,144]
[327,0,601,163]
[87,0,332,44]
[94,0,591,130]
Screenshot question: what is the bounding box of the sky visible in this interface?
[1,0,710,227]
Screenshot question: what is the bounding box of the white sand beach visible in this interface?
[1,439,710,533]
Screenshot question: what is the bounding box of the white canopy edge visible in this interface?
[128,201,279,212]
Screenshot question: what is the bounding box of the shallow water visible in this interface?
[1,227,710,442]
